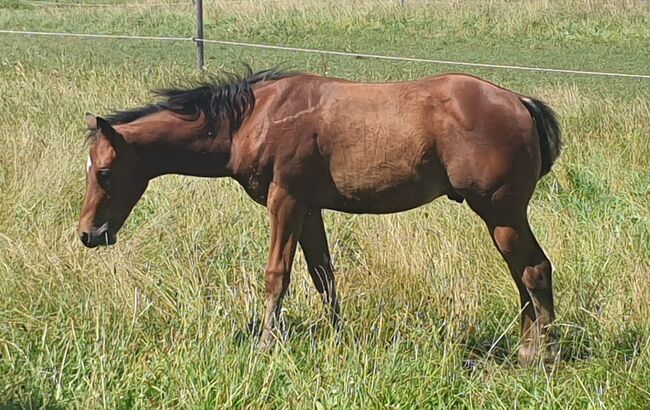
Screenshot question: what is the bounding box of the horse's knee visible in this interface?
[522,260,552,291]
[265,266,289,294]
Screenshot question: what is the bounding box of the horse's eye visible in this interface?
[98,169,112,190]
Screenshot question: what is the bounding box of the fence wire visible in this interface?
[1,29,648,79]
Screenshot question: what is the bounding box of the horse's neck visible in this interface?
[116,113,233,179]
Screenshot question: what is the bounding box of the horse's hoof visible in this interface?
[257,331,276,352]
[518,336,560,367]
[518,343,537,367]
[257,340,273,353]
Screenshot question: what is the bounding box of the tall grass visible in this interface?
[1,0,649,407]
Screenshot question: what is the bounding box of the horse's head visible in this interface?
[78,114,149,248]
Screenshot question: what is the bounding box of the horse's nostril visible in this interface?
[80,232,90,246]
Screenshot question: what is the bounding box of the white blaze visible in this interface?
[86,155,92,173]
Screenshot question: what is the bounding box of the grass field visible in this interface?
[1,0,650,407]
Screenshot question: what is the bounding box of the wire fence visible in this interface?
[2,0,649,80]
[2,29,649,80]
[25,0,189,7]
[22,0,403,6]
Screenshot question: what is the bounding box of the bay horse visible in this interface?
[78,69,562,364]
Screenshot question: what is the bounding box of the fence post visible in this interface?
[195,0,205,70]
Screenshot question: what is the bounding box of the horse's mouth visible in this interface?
[80,224,116,248]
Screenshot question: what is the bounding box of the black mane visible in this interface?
[104,68,295,133]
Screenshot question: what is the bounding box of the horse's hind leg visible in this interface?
[493,218,557,365]
[299,209,340,326]
[466,193,557,365]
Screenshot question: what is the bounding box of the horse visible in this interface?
[78,68,562,364]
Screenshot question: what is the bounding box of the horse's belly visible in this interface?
[325,163,450,214]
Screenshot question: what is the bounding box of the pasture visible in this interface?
[1,0,649,407]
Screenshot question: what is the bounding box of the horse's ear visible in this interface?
[95,116,127,149]
[85,112,97,130]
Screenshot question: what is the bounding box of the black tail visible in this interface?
[519,97,562,178]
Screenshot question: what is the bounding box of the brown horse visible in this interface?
[78,69,561,364]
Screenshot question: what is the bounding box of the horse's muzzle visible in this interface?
[79,227,115,248]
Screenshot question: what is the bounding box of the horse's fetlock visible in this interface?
[522,260,552,290]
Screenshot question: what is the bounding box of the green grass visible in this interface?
[1,0,650,408]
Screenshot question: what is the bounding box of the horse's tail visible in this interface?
[519,97,562,178]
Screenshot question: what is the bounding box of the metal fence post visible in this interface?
[195,0,205,70]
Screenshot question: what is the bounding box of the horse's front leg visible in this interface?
[258,182,307,350]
